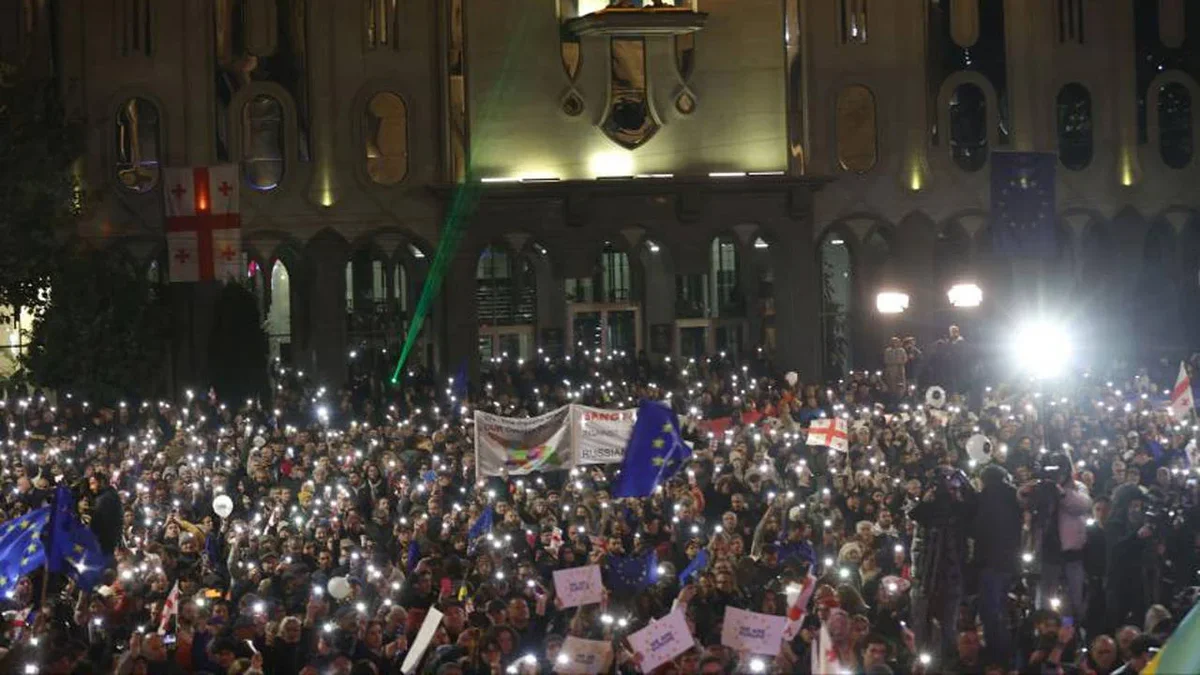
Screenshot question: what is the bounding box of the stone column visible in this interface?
[770,223,821,380]
[443,250,480,380]
[304,233,349,386]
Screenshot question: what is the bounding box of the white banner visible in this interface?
[475,406,573,477]
[628,609,694,672]
[721,606,788,656]
[557,636,613,675]
[553,564,604,608]
[572,405,637,465]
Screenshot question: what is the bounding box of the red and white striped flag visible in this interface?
[163,165,242,283]
[1170,361,1195,419]
[158,581,180,634]
[805,418,849,453]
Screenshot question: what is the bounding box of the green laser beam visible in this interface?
[391,9,532,384]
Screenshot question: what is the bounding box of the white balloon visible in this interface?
[328,576,352,600]
[925,386,947,409]
[212,495,234,518]
[967,434,994,466]
[785,371,799,387]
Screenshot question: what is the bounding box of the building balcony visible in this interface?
[564,1,707,38]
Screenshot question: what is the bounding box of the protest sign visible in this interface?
[721,606,788,656]
[628,609,694,672]
[552,564,603,608]
[556,636,613,674]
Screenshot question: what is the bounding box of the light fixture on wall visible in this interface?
[876,291,909,315]
[947,283,983,308]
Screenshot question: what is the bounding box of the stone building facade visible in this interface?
[3,0,1198,390]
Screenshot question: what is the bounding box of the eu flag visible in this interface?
[45,486,106,590]
[406,540,421,575]
[678,549,708,584]
[0,507,50,596]
[468,505,494,542]
[604,549,658,596]
[612,401,690,498]
[990,152,1057,258]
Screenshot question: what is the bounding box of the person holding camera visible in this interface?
[908,465,977,657]
[1020,453,1093,623]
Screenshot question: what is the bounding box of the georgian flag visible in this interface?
[810,623,843,675]
[805,418,849,453]
[157,581,180,634]
[163,165,242,283]
[1169,361,1195,419]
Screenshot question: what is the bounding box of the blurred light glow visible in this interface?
[1012,321,1072,378]
[876,291,910,314]
[948,283,983,308]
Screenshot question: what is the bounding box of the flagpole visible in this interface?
[38,487,58,613]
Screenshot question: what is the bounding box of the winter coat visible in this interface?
[972,480,1022,574]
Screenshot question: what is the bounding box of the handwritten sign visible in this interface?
[556,636,613,674]
[721,606,788,656]
[553,564,603,608]
[628,609,695,672]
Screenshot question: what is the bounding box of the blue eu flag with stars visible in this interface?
[612,401,691,498]
[604,549,658,596]
[45,486,105,590]
[990,152,1058,258]
[0,507,50,597]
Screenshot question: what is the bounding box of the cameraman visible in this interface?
[909,465,977,657]
[1020,453,1092,622]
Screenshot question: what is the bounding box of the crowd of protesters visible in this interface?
[0,328,1197,675]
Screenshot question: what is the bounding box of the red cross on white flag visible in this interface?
[157,581,180,634]
[1170,361,1195,419]
[163,165,241,283]
[805,417,849,453]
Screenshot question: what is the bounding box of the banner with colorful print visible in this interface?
[474,406,573,476]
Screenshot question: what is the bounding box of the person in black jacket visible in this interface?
[87,470,122,557]
[972,464,1022,667]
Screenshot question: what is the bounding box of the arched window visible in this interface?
[115,98,161,193]
[242,94,285,190]
[949,83,988,171]
[1056,83,1093,170]
[836,85,878,173]
[820,234,852,377]
[346,251,389,341]
[1158,82,1193,169]
[599,245,630,303]
[710,236,741,317]
[267,260,292,362]
[365,92,408,184]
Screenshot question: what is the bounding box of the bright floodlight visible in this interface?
[948,283,983,308]
[1013,321,1072,378]
[876,291,910,314]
